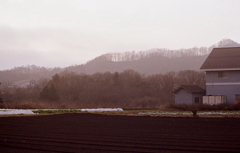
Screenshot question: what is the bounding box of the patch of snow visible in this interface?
[139,112,191,115]
[139,112,240,115]
[0,108,124,115]
[198,112,240,115]
[0,109,34,115]
[80,108,123,112]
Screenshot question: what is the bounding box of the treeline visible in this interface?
[92,38,239,62]
[1,39,237,83]
[0,65,62,83]
[2,70,205,108]
[93,47,211,62]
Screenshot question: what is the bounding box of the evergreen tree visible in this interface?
[48,84,60,101]
[0,83,3,103]
[39,84,59,101]
[113,72,120,86]
[39,85,49,101]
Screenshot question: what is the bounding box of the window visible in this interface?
[195,97,200,104]
[218,71,229,78]
[235,94,240,100]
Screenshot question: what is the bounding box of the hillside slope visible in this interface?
[1,38,239,83]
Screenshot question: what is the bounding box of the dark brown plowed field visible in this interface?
[0,113,240,153]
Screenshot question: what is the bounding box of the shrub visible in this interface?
[32,109,81,114]
[167,103,240,111]
[127,97,165,109]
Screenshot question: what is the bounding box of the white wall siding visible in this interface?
[206,71,240,104]
[175,89,192,104]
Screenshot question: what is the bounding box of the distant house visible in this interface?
[172,85,206,104]
[8,80,36,88]
[200,47,240,104]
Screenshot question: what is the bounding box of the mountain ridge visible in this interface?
[89,38,240,63]
[79,38,239,75]
[0,38,239,83]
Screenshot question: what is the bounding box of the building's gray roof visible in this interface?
[200,47,240,71]
[173,85,205,94]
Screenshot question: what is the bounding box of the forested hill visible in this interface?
[81,52,208,75]
[1,39,240,83]
[66,38,240,74]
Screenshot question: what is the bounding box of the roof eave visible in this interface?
[192,91,206,94]
[200,68,240,71]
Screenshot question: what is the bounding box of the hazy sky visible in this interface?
[1,0,240,70]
